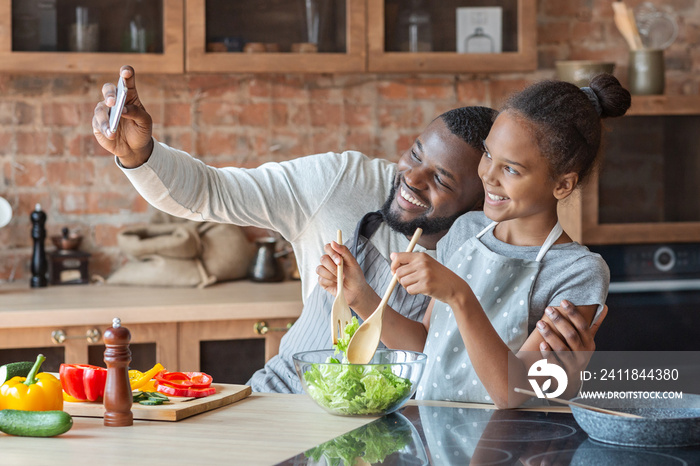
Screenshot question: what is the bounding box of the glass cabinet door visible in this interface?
[186,0,366,73]
[368,0,536,73]
[1,0,183,73]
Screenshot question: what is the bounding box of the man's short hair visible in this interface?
[440,106,498,151]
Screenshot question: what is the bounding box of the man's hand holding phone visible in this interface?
[92,65,154,168]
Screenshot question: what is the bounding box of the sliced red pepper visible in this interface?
[154,371,213,389]
[156,383,215,398]
[155,371,193,389]
[59,364,107,402]
[188,386,216,398]
[185,372,213,389]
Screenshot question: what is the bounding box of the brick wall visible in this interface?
[1,0,699,282]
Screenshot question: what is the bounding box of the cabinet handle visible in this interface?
[51,328,101,345]
[253,321,294,335]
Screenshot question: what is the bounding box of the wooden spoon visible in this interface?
[514,387,643,418]
[612,1,643,50]
[330,230,353,344]
[346,228,422,364]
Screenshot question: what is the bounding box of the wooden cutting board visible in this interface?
[64,383,252,421]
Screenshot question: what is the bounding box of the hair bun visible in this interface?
[589,73,631,119]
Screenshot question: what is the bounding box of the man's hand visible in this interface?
[316,241,378,316]
[536,301,608,396]
[537,300,606,353]
[92,65,154,168]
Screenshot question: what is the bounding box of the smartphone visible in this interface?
[109,76,127,134]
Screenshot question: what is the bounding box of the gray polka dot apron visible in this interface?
[417,220,563,403]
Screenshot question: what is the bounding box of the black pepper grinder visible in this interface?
[30,203,48,288]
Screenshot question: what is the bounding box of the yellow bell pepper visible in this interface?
[130,363,165,391]
[0,354,63,411]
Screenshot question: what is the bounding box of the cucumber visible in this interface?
[0,361,35,385]
[0,410,73,437]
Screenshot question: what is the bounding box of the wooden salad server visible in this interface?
[346,228,422,364]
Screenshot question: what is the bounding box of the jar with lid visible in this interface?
[397,0,432,52]
[122,0,153,53]
[464,27,494,53]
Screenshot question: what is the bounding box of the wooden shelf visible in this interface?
[628,95,700,115]
[0,0,184,74]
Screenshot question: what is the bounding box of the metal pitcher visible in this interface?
[248,237,285,282]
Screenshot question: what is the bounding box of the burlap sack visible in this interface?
[108,218,253,288]
[198,223,254,282]
[117,224,200,260]
[107,255,216,288]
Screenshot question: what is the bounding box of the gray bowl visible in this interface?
[570,394,700,447]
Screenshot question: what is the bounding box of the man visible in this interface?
[93,66,604,393]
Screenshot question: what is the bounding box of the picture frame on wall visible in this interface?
[456,7,502,54]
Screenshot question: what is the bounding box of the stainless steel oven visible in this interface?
[590,243,700,351]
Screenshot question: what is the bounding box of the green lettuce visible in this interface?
[305,414,413,465]
[303,317,413,415]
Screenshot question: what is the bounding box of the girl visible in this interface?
[318,74,630,408]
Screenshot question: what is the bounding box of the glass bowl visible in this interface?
[293,349,427,416]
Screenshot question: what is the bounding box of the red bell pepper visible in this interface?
[154,370,215,398]
[154,371,213,389]
[59,364,107,402]
[156,383,216,398]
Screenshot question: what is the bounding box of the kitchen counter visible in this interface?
[0,281,303,372]
[2,393,698,465]
[0,280,303,328]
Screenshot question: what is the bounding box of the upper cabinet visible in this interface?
[559,95,700,245]
[367,0,536,73]
[185,0,366,73]
[0,0,536,74]
[0,0,184,73]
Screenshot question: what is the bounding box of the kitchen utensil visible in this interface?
[293,349,426,416]
[0,196,12,228]
[514,387,643,418]
[612,1,643,51]
[51,227,83,251]
[64,383,252,421]
[330,230,352,345]
[569,393,700,447]
[346,228,422,365]
[249,237,285,282]
[555,61,615,87]
[634,2,678,50]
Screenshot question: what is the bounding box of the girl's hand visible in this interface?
[390,252,465,304]
[316,241,378,312]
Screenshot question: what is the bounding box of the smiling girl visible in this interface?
[321,74,630,408]
[385,74,631,407]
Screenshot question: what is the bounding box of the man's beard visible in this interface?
[380,183,463,236]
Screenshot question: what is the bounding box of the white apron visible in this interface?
[417,220,563,402]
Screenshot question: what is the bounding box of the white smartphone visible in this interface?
[109,76,127,134]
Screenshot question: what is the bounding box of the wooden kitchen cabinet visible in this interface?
[558,95,700,245]
[0,322,177,372]
[185,0,366,73]
[0,0,184,73]
[0,281,302,377]
[367,0,536,73]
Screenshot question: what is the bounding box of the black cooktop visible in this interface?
[278,405,700,465]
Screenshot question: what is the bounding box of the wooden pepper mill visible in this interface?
[103,317,133,426]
